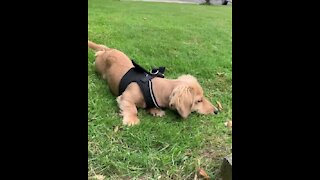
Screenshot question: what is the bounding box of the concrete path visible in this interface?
[123,0,232,5]
[126,0,198,4]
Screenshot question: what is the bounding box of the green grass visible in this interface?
[88,0,232,179]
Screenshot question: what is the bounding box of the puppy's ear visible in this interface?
[169,85,194,119]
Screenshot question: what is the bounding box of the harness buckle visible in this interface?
[151,69,159,75]
[150,67,165,78]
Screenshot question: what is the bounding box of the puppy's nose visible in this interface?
[214,108,219,114]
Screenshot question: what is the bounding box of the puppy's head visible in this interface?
[169,75,218,119]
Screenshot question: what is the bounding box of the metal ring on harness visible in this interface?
[151,69,159,75]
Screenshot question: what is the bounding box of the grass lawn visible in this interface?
[88,0,232,179]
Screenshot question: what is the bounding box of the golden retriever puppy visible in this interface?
[88,40,218,126]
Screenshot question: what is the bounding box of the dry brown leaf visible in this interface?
[114,126,119,133]
[198,168,210,180]
[216,101,223,111]
[224,120,232,128]
[194,172,198,180]
[93,175,105,180]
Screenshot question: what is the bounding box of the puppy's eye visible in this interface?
[197,99,203,103]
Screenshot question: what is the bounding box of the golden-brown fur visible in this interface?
[88,40,218,126]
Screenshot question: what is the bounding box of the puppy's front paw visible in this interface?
[149,108,166,117]
[122,116,140,126]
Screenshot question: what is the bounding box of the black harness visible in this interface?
[119,60,165,109]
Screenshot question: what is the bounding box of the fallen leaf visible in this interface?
[216,101,223,111]
[198,168,210,180]
[93,175,105,180]
[216,72,225,76]
[114,126,119,133]
[224,120,232,128]
[181,155,189,162]
[194,172,197,180]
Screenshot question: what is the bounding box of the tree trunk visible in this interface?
[221,154,232,180]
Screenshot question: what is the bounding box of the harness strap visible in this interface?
[137,75,160,108]
[132,59,165,78]
[118,60,166,109]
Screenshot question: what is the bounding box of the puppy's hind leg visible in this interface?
[116,95,140,126]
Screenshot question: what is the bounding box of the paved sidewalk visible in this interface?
[122,0,232,5]
[127,0,198,4]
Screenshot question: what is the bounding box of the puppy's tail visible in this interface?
[88,40,109,51]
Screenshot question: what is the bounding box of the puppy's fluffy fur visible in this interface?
[88,40,218,126]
